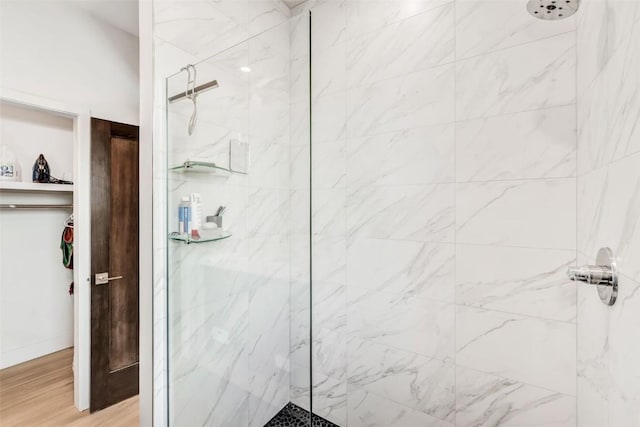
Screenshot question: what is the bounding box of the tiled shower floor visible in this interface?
[264,402,339,427]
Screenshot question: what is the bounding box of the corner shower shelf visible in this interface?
[169,229,232,244]
[169,161,247,176]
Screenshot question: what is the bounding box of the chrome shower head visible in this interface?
[527,0,579,20]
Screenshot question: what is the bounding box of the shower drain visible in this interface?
[527,0,579,20]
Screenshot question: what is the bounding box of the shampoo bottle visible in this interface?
[179,197,191,234]
[190,193,202,239]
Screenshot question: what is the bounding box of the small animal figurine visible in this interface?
[32,154,50,183]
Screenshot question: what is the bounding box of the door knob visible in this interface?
[567,247,617,306]
[95,272,124,286]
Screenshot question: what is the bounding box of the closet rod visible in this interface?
[0,204,73,210]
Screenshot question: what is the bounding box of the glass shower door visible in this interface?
[165,16,311,426]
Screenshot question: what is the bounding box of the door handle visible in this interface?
[95,272,124,286]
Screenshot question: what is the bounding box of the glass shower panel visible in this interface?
[165,17,311,426]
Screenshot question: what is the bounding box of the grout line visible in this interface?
[574,16,579,423]
[320,103,576,144]
[452,0,459,421]
[456,29,577,63]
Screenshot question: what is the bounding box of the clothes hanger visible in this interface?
[64,213,74,228]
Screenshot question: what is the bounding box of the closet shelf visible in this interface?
[0,181,73,193]
[169,229,232,244]
[169,161,247,176]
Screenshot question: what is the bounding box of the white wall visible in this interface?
[0,0,139,386]
[0,0,140,125]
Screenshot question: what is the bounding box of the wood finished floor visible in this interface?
[0,348,138,426]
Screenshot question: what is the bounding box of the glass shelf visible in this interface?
[169,161,247,175]
[169,229,232,244]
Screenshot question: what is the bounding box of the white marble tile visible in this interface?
[312,234,347,284]
[347,123,455,189]
[312,42,347,98]
[347,184,455,243]
[608,275,640,426]
[347,64,455,138]
[577,71,609,176]
[576,272,610,427]
[169,292,250,426]
[456,0,575,60]
[290,144,310,190]
[347,388,454,427]
[312,188,346,236]
[312,139,347,189]
[576,0,610,93]
[312,371,348,425]
[312,318,347,381]
[348,238,455,303]
[606,0,640,57]
[346,4,454,87]
[456,106,576,182]
[247,188,290,237]
[605,23,640,163]
[313,92,347,143]
[249,81,289,144]
[249,140,290,189]
[154,0,250,61]
[288,268,311,367]
[348,337,455,422]
[456,365,576,427]
[248,369,289,427]
[345,0,452,40]
[168,240,250,312]
[456,179,576,249]
[289,362,312,412]
[577,153,640,283]
[289,100,310,147]
[456,245,576,322]
[248,0,290,36]
[289,11,310,61]
[456,32,576,121]
[290,189,311,235]
[311,0,346,52]
[456,305,576,395]
[248,282,290,375]
[347,286,455,360]
[289,233,311,285]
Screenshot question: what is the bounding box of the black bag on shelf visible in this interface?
[32,154,50,183]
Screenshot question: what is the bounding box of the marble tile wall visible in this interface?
[152,1,299,426]
[291,0,584,425]
[576,1,640,426]
[150,0,640,426]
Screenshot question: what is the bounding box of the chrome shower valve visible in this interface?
[567,247,618,306]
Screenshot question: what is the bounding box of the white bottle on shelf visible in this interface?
[190,193,202,236]
[0,145,18,181]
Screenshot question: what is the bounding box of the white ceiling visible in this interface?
[72,0,139,37]
[282,0,307,9]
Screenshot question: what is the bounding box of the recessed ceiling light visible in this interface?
[240,66,251,73]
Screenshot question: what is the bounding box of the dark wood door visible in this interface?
[90,118,139,411]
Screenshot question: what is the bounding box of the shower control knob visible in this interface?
[567,247,618,306]
[568,265,614,286]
